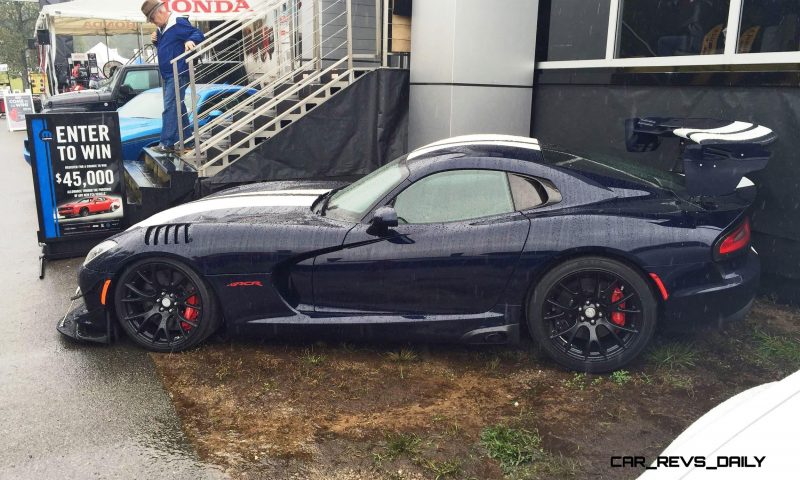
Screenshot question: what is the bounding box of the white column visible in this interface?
[408,0,539,148]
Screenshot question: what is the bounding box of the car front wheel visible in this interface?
[528,257,657,373]
[114,257,220,352]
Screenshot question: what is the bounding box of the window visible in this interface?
[739,0,800,53]
[618,0,730,58]
[325,159,409,222]
[393,170,515,224]
[536,0,611,61]
[509,174,546,210]
[122,70,160,92]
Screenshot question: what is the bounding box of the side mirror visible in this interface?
[369,206,398,233]
[119,84,134,96]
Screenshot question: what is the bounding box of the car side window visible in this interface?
[122,70,160,92]
[393,170,515,224]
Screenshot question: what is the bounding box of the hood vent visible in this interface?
[145,224,191,246]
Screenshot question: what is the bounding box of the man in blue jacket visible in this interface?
[141,0,204,153]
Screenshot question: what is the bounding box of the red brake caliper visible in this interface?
[181,295,199,332]
[610,287,626,326]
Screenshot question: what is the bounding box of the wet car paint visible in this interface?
[70,144,759,346]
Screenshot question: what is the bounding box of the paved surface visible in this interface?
[0,128,225,479]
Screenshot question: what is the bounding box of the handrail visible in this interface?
[199,57,350,173]
[170,0,284,67]
[195,19,351,134]
[201,56,348,153]
[188,1,350,136]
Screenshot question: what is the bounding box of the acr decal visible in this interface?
[226,281,264,287]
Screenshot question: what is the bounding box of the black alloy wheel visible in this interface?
[528,257,657,372]
[79,208,89,217]
[114,258,219,352]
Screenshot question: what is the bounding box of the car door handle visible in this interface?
[327,257,342,262]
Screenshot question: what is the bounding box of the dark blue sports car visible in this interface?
[59,118,776,372]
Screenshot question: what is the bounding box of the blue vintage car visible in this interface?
[24,84,256,163]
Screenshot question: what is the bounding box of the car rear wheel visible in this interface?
[79,208,89,217]
[528,257,657,373]
[114,257,220,352]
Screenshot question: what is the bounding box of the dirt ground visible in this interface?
[151,299,800,479]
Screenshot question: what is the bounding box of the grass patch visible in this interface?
[480,425,544,472]
[610,370,632,386]
[385,348,419,378]
[753,330,800,370]
[378,432,422,461]
[421,458,462,479]
[647,343,697,370]
[563,372,588,390]
[300,349,326,367]
[660,372,695,396]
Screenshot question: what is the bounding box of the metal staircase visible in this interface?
[169,0,369,178]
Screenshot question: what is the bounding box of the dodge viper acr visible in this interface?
[58,119,777,372]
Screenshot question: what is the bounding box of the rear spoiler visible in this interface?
[625,117,777,196]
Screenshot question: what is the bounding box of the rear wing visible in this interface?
[625,117,777,196]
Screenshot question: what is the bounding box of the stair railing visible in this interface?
[188,0,352,140]
[198,56,353,177]
[167,0,357,172]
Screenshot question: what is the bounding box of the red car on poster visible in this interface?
[58,196,119,218]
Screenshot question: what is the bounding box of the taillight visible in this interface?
[716,217,751,259]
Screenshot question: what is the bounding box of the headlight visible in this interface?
[83,240,118,266]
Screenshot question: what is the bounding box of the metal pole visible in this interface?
[188,60,200,165]
[381,0,390,67]
[173,61,184,150]
[313,0,321,73]
[345,0,354,76]
[375,0,381,62]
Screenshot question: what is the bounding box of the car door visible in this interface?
[89,197,104,213]
[312,169,532,315]
[117,69,161,106]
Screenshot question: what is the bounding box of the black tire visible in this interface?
[79,208,89,217]
[527,256,657,373]
[114,257,220,352]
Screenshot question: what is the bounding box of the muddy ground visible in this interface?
[151,300,800,479]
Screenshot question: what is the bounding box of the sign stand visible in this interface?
[26,112,126,279]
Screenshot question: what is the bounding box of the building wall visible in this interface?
[408,0,539,148]
[320,0,380,61]
[531,74,800,299]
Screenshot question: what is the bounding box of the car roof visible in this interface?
[407,134,542,163]
[139,84,250,95]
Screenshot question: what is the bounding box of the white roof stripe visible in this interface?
[419,134,540,150]
[408,138,541,160]
[673,121,753,139]
[217,189,331,198]
[689,125,773,144]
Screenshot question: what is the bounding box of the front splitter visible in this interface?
[57,294,115,344]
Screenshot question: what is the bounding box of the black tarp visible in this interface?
[203,68,409,191]
[531,83,800,301]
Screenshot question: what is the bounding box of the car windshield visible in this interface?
[323,158,409,222]
[96,71,118,92]
[117,90,197,119]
